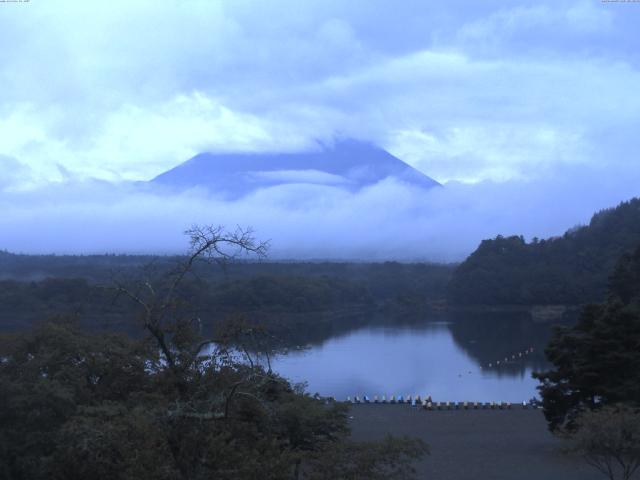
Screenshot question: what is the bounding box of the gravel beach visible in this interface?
[349,405,602,480]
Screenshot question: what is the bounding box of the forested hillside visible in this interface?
[0,252,452,301]
[448,198,640,305]
[0,257,453,343]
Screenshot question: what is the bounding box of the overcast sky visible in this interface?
[1,1,639,258]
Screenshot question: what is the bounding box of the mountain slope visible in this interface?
[149,139,439,197]
[448,198,640,305]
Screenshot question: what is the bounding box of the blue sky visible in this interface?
[1,1,639,258]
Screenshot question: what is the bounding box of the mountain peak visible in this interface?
[150,138,439,197]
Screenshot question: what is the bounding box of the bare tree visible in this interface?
[112,225,268,386]
[565,405,640,480]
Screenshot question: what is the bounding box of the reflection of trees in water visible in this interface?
[218,308,574,380]
[209,307,442,352]
[446,310,576,378]
[239,308,383,351]
[75,307,576,383]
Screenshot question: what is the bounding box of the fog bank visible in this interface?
[2,165,638,262]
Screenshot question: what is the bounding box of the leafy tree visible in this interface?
[0,225,428,480]
[534,244,640,431]
[565,405,640,480]
[0,321,154,479]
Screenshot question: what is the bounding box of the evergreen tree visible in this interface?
[534,245,640,431]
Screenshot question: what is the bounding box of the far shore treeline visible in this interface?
[0,257,452,342]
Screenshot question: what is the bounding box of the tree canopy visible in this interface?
[0,226,427,479]
[534,244,640,431]
[565,405,640,480]
[448,198,640,305]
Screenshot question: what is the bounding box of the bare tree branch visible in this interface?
[109,224,268,387]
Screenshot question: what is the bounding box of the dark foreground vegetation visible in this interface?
[533,243,640,480]
[0,227,427,480]
[0,320,427,480]
[2,197,640,479]
[534,243,640,426]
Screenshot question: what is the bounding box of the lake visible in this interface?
[270,312,558,403]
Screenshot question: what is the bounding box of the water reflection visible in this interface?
[447,310,553,376]
[271,313,563,403]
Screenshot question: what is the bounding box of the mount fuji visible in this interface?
[149,139,439,197]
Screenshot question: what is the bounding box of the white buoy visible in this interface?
[374,395,379,403]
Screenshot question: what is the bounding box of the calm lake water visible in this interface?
[270,313,556,403]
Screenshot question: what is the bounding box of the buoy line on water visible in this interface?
[332,346,540,410]
[334,396,540,410]
[484,346,535,370]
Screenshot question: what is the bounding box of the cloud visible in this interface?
[386,124,587,183]
[1,162,638,261]
[0,156,34,190]
[1,0,640,188]
[0,0,639,259]
[250,170,348,185]
[4,46,639,186]
[453,2,613,53]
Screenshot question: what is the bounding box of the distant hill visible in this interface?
[148,139,439,197]
[448,197,640,306]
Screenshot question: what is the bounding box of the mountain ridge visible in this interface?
[149,139,439,197]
